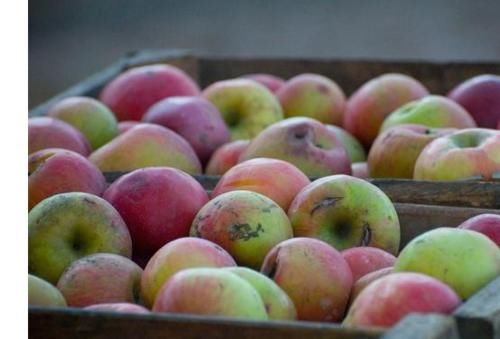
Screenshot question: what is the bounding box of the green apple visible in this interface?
[29,274,66,307]
[326,124,366,163]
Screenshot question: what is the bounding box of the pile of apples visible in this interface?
[28,64,500,329]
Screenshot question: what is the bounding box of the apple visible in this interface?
[242,73,285,93]
[343,272,461,328]
[47,96,118,150]
[414,128,500,181]
[239,117,351,177]
[190,190,293,269]
[288,175,400,255]
[448,74,500,129]
[28,192,132,284]
[28,117,91,156]
[343,73,429,148]
[260,237,353,322]
[457,213,500,246]
[141,237,236,308]
[276,74,346,125]
[368,124,456,179]
[88,123,202,174]
[100,64,200,121]
[351,162,369,179]
[152,268,268,320]
[57,253,143,307]
[212,158,310,211]
[28,148,107,210]
[380,95,476,133]
[28,274,66,307]
[84,303,150,314]
[142,96,230,165]
[223,267,297,320]
[341,246,396,282]
[394,227,500,299]
[103,167,209,263]
[349,267,393,304]
[204,140,250,175]
[117,121,140,134]
[202,78,283,140]
[326,125,366,163]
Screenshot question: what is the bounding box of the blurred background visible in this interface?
[29,0,500,108]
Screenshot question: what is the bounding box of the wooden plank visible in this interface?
[28,306,383,339]
[382,314,459,339]
[453,276,500,339]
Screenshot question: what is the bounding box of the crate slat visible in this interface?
[381,314,459,339]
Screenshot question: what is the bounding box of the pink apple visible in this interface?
[242,73,285,93]
[205,140,250,175]
[142,96,230,165]
[351,162,369,179]
[100,64,200,121]
[277,74,346,125]
[84,303,150,314]
[117,121,140,135]
[448,74,500,129]
[341,247,396,282]
[457,214,500,246]
[349,267,393,304]
[261,237,353,322]
[104,167,209,263]
[212,158,310,210]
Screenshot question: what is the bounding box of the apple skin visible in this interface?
[28,192,132,284]
[202,78,284,140]
[212,158,310,211]
[28,117,91,156]
[28,148,107,211]
[341,247,396,282]
[89,123,202,174]
[153,268,269,320]
[380,95,477,133]
[457,213,500,246]
[223,267,297,320]
[205,140,250,175]
[84,303,150,314]
[260,237,353,322]
[413,128,500,181]
[349,267,393,305]
[351,162,369,179]
[100,64,200,121]
[239,117,351,177]
[288,175,400,255]
[276,74,346,125]
[326,125,366,163]
[103,167,209,263]
[29,274,67,307]
[190,190,293,269]
[242,73,285,93]
[343,272,461,328]
[56,253,143,307]
[394,227,500,299]
[343,73,429,148]
[117,121,140,135]
[368,124,456,179]
[142,96,230,165]
[47,96,118,150]
[448,74,500,129]
[141,237,236,308]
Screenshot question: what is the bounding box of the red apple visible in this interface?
[343,73,429,148]
[341,247,396,282]
[103,167,209,263]
[205,140,250,175]
[261,237,353,322]
[349,267,393,304]
[117,121,140,135]
[457,213,500,246]
[343,272,461,328]
[212,158,310,211]
[277,74,346,125]
[351,162,369,179]
[28,117,91,156]
[84,303,150,314]
[448,74,500,129]
[142,96,230,165]
[242,74,285,93]
[28,148,107,210]
[100,64,200,121]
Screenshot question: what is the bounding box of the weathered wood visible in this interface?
[381,314,459,339]
[394,203,500,249]
[453,276,500,339]
[28,306,383,339]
